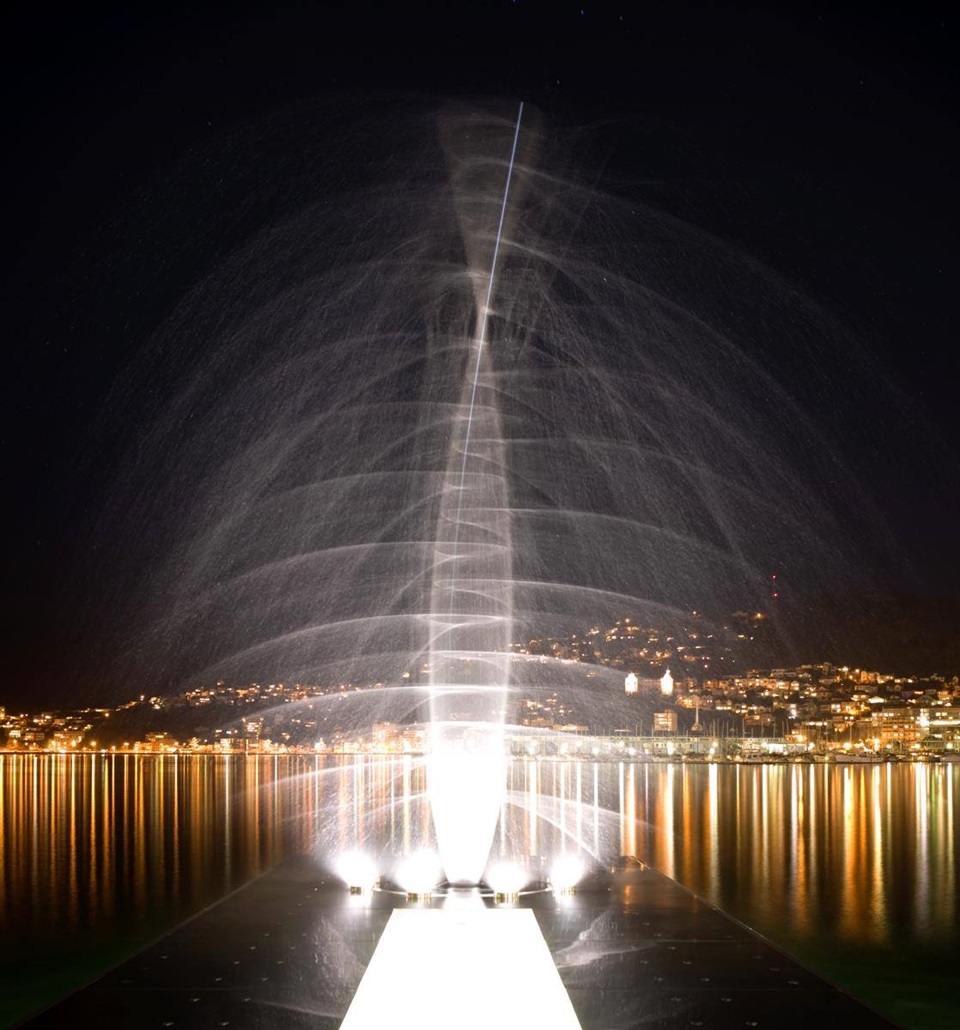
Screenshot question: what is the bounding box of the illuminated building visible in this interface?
[653,711,677,734]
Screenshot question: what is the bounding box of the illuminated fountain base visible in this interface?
[339,906,582,1029]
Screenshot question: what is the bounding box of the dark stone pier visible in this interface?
[22,857,898,1028]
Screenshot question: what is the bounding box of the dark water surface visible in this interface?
[1,754,957,1027]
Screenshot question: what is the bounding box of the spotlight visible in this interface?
[486,862,527,904]
[334,851,378,894]
[549,855,584,895]
[396,850,441,902]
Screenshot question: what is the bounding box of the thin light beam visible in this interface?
[451,100,524,556]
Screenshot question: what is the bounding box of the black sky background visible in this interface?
[4,1,957,707]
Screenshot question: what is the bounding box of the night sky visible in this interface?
[5,1,957,708]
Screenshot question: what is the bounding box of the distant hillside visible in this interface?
[766,594,960,676]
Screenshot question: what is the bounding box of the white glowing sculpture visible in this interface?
[428,731,506,885]
[660,668,674,696]
[625,672,639,694]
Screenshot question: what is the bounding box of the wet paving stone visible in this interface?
[20,858,898,1029]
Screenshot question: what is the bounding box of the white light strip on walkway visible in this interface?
[340,906,582,1030]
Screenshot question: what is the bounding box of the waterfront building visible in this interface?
[653,711,677,734]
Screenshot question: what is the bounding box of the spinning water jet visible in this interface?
[91,95,886,986]
[424,102,524,887]
[339,103,588,1025]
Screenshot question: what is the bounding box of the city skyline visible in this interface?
[5,625,958,757]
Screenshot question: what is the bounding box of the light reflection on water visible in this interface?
[1,754,958,1021]
[632,761,958,951]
